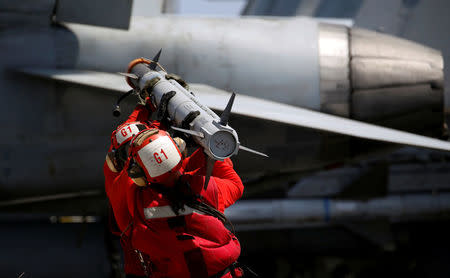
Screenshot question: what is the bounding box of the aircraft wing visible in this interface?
[21,68,450,152]
[22,68,130,92]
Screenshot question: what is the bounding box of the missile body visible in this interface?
[128,62,240,161]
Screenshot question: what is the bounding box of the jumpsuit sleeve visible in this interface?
[148,120,166,131]
[212,159,244,212]
[124,104,150,124]
[104,160,121,236]
[127,105,167,131]
[182,149,244,212]
[181,148,204,173]
[104,162,119,196]
[105,164,136,232]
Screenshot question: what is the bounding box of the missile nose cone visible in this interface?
[319,24,444,137]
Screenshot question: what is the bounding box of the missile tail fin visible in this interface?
[204,157,216,190]
[219,92,235,126]
[170,126,205,138]
[117,72,138,79]
[239,145,269,157]
[149,49,162,70]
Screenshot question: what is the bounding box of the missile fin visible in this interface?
[239,145,269,157]
[204,156,216,190]
[219,92,235,126]
[149,49,162,70]
[170,126,205,138]
[117,72,138,79]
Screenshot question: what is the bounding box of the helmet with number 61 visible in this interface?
[127,129,186,186]
[106,121,150,173]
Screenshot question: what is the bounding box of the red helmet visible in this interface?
[106,121,150,173]
[128,129,184,186]
[111,121,150,150]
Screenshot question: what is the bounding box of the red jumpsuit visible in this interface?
[104,104,160,277]
[129,149,244,278]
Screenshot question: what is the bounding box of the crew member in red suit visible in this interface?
[123,128,244,278]
[104,102,161,278]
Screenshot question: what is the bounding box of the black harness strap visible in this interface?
[181,110,200,129]
[157,90,176,123]
[151,181,235,233]
[134,249,150,278]
[167,216,186,229]
[210,262,240,278]
[188,199,236,234]
[210,262,259,278]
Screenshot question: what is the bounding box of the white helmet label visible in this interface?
[116,124,141,145]
[137,136,181,178]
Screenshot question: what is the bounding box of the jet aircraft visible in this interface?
[1,0,450,277]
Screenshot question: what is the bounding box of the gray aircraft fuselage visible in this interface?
[0,15,444,200]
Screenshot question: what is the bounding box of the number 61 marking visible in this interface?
[120,126,133,137]
[154,149,168,164]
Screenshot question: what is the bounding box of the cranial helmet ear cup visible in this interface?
[173,137,186,154]
[116,145,130,165]
[131,177,147,187]
[127,160,145,178]
[127,159,147,186]
[105,153,118,173]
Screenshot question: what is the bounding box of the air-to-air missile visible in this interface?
[114,50,267,187]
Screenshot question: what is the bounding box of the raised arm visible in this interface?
[124,104,150,124]
[182,149,244,212]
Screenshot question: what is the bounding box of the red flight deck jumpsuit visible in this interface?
[128,148,244,278]
[104,104,161,277]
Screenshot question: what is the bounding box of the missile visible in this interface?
[121,50,267,188]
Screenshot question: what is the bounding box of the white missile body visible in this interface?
[138,69,240,161]
[124,53,267,187]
